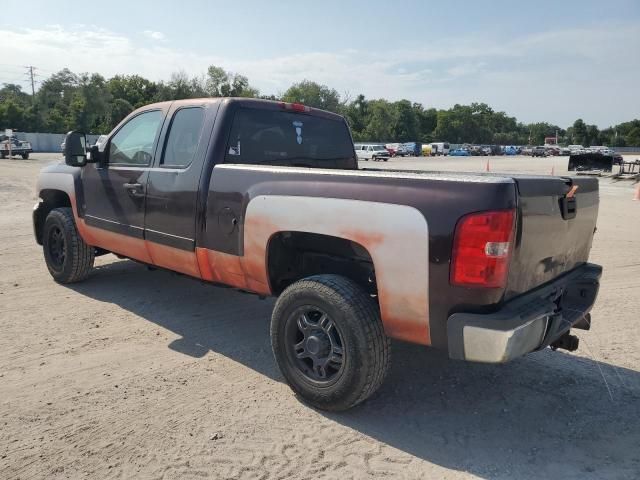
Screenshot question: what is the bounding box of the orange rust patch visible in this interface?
[338,229,386,250]
[195,247,271,296]
[146,242,201,278]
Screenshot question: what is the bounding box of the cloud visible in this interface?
[143,30,165,41]
[1,23,638,126]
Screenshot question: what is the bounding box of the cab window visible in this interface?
[109,110,164,166]
[161,108,205,168]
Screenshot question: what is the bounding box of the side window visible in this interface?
[109,110,164,166]
[161,108,205,168]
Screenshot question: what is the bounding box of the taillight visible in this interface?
[450,209,515,288]
[280,102,310,112]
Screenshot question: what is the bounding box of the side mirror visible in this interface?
[64,131,87,167]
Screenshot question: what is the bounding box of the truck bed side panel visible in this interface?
[201,165,518,348]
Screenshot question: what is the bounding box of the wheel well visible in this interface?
[34,189,72,244]
[267,232,377,296]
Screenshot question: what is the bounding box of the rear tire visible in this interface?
[271,274,390,411]
[22,152,29,159]
[43,207,94,283]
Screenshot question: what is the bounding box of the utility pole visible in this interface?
[25,66,37,97]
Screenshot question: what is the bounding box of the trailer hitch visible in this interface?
[550,332,580,352]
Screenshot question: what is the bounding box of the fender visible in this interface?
[197,195,431,345]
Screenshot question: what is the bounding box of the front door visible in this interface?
[80,108,167,261]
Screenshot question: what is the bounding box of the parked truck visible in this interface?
[34,98,602,411]
[1,135,32,159]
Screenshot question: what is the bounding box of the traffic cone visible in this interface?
[633,183,640,201]
[485,159,490,172]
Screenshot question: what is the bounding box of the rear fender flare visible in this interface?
[243,195,431,345]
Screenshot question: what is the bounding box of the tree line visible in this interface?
[1,65,639,147]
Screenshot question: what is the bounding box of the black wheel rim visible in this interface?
[47,226,66,269]
[285,306,345,385]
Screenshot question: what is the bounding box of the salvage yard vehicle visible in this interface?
[354,143,390,161]
[449,147,470,156]
[532,146,548,157]
[33,98,602,411]
[1,135,32,159]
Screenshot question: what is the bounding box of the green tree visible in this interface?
[363,99,395,141]
[205,65,258,98]
[107,75,158,109]
[392,100,419,141]
[570,119,588,145]
[282,80,340,112]
[626,126,640,146]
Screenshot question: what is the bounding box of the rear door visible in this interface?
[143,101,219,276]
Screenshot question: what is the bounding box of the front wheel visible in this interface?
[271,274,391,411]
[21,152,29,159]
[43,207,95,283]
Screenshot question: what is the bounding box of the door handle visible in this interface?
[123,182,145,197]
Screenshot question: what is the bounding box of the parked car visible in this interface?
[559,146,571,156]
[384,143,401,157]
[532,146,548,157]
[504,146,518,155]
[521,146,533,156]
[546,147,560,156]
[34,97,602,411]
[449,148,470,156]
[354,143,390,161]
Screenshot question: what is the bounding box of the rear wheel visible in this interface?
[21,152,29,159]
[43,207,94,283]
[271,274,390,411]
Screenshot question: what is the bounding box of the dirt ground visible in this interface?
[1,153,639,479]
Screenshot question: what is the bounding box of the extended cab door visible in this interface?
[143,101,219,276]
[80,107,168,261]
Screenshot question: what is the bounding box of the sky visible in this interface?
[1,0,639,128]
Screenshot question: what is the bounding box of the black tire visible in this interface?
[43,207,94,283]
[22,152,29,159]
[0,152,6,159]
[271,274,390,411]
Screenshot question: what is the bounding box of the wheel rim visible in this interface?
[285,306,345,384]
[47,226,66,268]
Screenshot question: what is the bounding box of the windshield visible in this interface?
[373,145,386,151]
[224,107,354,166]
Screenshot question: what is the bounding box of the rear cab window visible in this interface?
[224,107,356,169]
[161,107,205,168]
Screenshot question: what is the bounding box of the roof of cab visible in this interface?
[132,97,345,121]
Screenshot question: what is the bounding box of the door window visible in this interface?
[109,110,164,166]
[161,108,205,167]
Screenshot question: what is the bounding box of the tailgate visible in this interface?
[505,175,599,300]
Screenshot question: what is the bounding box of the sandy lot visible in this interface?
[1,153,639,479]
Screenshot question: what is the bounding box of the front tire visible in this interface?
[21,152,29,159]
[43,207,94,283]
[271,275,390,411]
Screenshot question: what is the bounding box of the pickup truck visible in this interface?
[1,135,32,159]
[34,98,602,411]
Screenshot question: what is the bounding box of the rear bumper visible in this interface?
[447,263,602,363]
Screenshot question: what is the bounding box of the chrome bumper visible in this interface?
[447,263,602,363]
